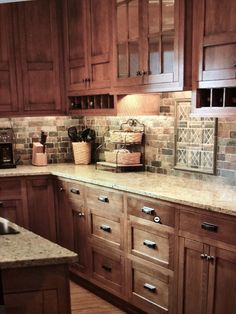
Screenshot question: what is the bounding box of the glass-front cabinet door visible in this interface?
[143,0,176,85]
[114,0,143,87]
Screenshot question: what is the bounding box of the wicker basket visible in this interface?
[72,142,91,165]
[104,150,141,164]
[110,131,143,143]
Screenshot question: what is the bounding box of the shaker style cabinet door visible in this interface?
[0,4,20,114]
[63,0,112,93]
[17,0,65,114]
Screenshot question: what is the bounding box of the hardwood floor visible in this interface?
[70,281,127,314]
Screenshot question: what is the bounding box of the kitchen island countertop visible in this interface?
[0,217,78,269]
[0,163,236,217]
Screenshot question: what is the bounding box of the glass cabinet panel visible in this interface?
[148,37,160,75]
[117,3,127,43]
[148,0,160,34]
[128,0,139,39]
[162,0,174,31]
[162,34,174,73]
[129,41,139,76]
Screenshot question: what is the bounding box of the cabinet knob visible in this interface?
[0,201,3,207]
[78,212,85,217]
[102,265,112,272]
[141,70,147,76]
[206,255,215,262]
[136,70,141,76]
[59,187,65,192]
[200,253,208,260]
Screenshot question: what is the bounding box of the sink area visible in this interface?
[0,220,19,235]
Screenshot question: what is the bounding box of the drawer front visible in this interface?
[129,261,170,313]
[180,210,236,245]
[127,195,175,227]
[0,179,22,199]
[67,181,85,202]
[130,224,172,268]
[91,248,124,295]
[87,186,123,215]
[89,213,121,248]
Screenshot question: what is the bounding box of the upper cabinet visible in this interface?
[0,0,65,117]
[63,0,112,95]
[113,0,189,93]
[192,0,236,116]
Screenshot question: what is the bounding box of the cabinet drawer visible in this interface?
[129,260,170,314]
[127,195,175,228]
[90,247,124,295]
[87,185,123,215]
[89,213,122,249]
[179,210,236,246]
[129,222,174,269]
[0,179,22,199]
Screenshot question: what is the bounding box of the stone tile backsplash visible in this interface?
[0,91,235,185]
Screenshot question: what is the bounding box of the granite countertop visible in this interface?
[0,163,236,217]
[0,217,78,269]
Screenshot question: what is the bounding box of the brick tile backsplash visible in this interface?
[0,91,236,185]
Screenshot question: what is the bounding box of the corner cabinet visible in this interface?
[113,0,189,93]
[0,0,65,116]
[192,0,236,116]
[63,0,112,95]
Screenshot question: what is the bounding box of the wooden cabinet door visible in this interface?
[17,0,64,114]
[0,4,20,114]
[63,0,88,92]
[113,0,143,87]
[207,246,236,314]
[86,0,112,90]
[27,177,57,242]
[193,0,236,88]
[178,237,209,314]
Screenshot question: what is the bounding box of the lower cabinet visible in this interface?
[26,176,57,242]
[178,209,236,314]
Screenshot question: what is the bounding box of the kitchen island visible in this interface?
[0,217,77,314]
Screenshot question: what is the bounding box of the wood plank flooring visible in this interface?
[70,281,127,314]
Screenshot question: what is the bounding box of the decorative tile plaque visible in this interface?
[174,99,217,174]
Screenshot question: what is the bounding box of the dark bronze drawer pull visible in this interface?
[0,202,3,207]
[201,222,218,233]
[143,240,157,249]
[98,195,109,203]
[102,265,112,272]
[141,206,155,215]
[144,283,156,293]
[100,224,111,232]
[70,188,80,195]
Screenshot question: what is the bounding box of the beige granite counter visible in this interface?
[0,163,236,217]
[0,217,78,269]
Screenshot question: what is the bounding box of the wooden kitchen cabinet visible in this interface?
[178,208,236,314]
[26,176,57,242]
[63,0,112,95]
[0,0,65,117]
[55,178,89,276]
[192,0,236,116]
[113,0,188,93]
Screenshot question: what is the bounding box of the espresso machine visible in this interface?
[0,128,16,169]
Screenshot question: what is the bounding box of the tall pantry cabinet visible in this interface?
[0,0,65,116]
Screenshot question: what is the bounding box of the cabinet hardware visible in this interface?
[141,206,155,215]
[141,70,147,76]
[70,188,80,195]
[98,195,109,203]
[136,70,141,76]
[78,212,85,217]
[143,283,156,293]
[143,240,157,249]
[153,216,161,224]
[100,224,111,232]
[206,255,215,262]
[201,222,218,233]
[102,265,112,272]
[59,187,65,192]
[0,201,3,207]
[200,253,208,260]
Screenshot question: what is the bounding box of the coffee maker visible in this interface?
[0,128,16,169]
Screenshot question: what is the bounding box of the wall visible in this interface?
[0,92,235,185]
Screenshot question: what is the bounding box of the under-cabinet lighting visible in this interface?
[0,0,33,3]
